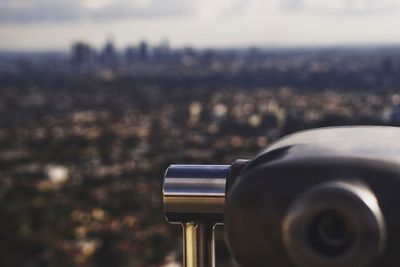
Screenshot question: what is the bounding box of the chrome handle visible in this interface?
[163,164,230,267]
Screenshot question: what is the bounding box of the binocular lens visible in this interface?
[309,211,354,257]
[283,181,386,267]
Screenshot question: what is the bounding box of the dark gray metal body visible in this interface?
[226,126,400,267]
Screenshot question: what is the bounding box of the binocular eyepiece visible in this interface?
[163,126,400,267]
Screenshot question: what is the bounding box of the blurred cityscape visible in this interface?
[1,40,400,266]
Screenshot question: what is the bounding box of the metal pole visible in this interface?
[183,222,216,267]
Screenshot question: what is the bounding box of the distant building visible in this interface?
[100,39,118,67]
[71,42,94,66]
[153,40,170,62]
[125,46,138,63]
[139,41,149,62]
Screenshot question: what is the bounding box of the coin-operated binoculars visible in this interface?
[163,126,400,267]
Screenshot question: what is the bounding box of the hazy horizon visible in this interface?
[2,0,400,51]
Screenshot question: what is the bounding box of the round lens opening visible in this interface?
[308,210,354,257]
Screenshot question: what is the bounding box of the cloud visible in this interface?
[194,0,249,20]
[280,0,400,15]
[0,0,194,23]
[4,0,399,24]
[280,0,304,11]
[0,1,82,22]
[0,0,253,23]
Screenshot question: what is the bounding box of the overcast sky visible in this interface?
[1,0,400,51]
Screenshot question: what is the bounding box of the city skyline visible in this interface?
[2,0,400,51]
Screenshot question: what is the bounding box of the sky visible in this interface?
[1,0,400,51]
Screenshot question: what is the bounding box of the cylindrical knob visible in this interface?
[163,164,229,223]
[283,181,386,267]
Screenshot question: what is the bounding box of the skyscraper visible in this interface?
[139,41,148,62]
[100,39,118,67]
